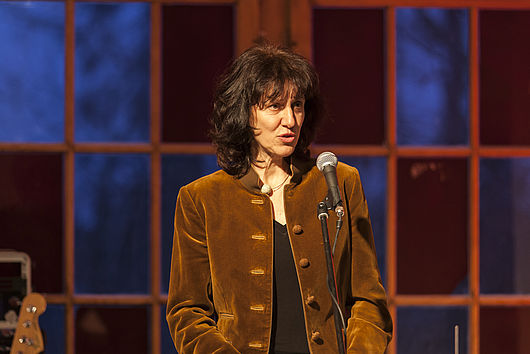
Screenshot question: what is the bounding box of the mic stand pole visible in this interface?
[317,201,346,354]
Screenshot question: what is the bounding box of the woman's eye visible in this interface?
[293,101,304,110]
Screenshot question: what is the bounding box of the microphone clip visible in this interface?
[325,195,345,218]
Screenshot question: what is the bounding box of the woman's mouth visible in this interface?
[278,133,296,143]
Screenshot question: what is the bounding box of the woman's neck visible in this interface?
[252,155,291,190]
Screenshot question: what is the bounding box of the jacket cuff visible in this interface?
[347,317,391,353]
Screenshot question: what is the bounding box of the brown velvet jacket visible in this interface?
[167,158,392,353]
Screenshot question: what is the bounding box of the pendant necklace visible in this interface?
[260,173,290,195]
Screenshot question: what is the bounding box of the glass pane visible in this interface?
[162,5,234,143]
[161,305,175,354]
[396,8,469,145]
[340,157,387,284]
[0,2,64,142]
[75,154,149,294]
[40,304,65,354]
[480,158,530,294]
[397,158,468,294]
[480,11,530,145]
[0,153,63,293]
[161,154,219,293]
[313,8,385,145]
[398,306,468,354]
[481,306,530,354]
[75,3,150,142]
[75,306,148,354]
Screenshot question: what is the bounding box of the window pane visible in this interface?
[397,158,468,294]
[340,157,387,284]
[313,8,385,145]
[398,306,468,354]
[481,306,530,354]
[396,8,469,145]
[75,154,149,294]
[480,158,530,294]
[162,5,234,143]
[75,3,150,142]
[480,11,530,145]
[161,304,175,353]
[40,304,65,354]
[0,2,64,142]
[75,306,148,354]
[0,153,63,293]
[161,154,219,293]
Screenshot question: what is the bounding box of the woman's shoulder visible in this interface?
[301,158,360,180]
[336,161,360,176]
[335,161,362,189]
[180,169,233,195]
[301,159,361,192]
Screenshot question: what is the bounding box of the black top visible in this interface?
[269,221,310,354]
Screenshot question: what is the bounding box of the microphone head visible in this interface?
[316,151,338,171]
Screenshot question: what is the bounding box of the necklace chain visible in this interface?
[270,173,290,191]
[260,173,290,194]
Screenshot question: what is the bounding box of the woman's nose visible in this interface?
[281,106,296,127]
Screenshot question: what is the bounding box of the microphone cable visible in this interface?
[328,213,346,338]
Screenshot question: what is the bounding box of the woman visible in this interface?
[166,44,392,353]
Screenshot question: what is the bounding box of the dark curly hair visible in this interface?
[210,43,323,177]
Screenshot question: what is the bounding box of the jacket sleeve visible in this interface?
[344,168,393,353]
[166,186,240,354]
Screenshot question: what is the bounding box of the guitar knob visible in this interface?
[4,309,18,324]
[26,305,37,313]
[18,336,33,346]
[23,320,32,328]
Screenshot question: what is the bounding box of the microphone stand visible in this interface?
[317,201,346,354]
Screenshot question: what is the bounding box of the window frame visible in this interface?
[1,1,530,353]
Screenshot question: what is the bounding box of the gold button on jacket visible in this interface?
[167,158,392,353]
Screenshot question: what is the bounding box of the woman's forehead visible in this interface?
[261,82,303,102]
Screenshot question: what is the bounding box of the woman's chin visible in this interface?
[254,144,297,162]
[276,146,296,158]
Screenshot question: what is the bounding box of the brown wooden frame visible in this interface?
[1,1,530,353]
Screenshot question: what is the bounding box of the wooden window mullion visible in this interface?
[385,6,398,354]
[2,2,530,354]
[64,0,76,353]
[469,7,480,354]
[236,0,260,55]
[289,0,312,59]
[150,2,162,354]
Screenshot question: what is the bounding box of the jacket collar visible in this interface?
[238,156,315,194]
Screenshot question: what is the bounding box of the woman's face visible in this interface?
[251,89,305,162]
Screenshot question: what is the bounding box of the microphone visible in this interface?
[316,152,344,217]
